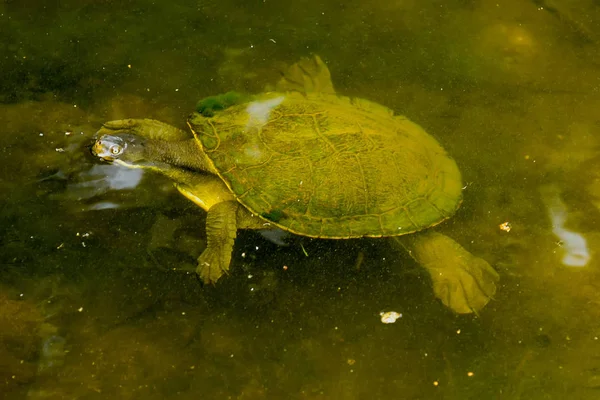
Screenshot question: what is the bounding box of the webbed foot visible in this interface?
[196,247,231,284]
[397,232,499,314]
[426,245,499,314]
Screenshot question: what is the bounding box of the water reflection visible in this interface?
[540,184,591,268]
[64,165,145,205]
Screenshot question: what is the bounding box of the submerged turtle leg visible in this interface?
[172,173,263,284]
[275,55,336,94]
[197,201,264,283]
[395,232,499,314]
[198,201,240,284]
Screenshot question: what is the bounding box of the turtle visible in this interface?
[92,55,499,314]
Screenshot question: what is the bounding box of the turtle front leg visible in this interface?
[197,201,240,284]
[396,232,499,314]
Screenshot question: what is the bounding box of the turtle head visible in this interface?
[92,134,148,167]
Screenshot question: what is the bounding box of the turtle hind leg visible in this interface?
[395,232,499,314]
[195,91,250,117]
[275,55,336,95]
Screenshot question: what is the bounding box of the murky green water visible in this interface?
[2,0,600,399]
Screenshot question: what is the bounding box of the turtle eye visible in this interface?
[109,144,123,155]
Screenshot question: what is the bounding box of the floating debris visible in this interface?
[499,221,512,232]
[380,311,402,324]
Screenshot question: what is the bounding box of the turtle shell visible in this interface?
[188,92,463,239]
